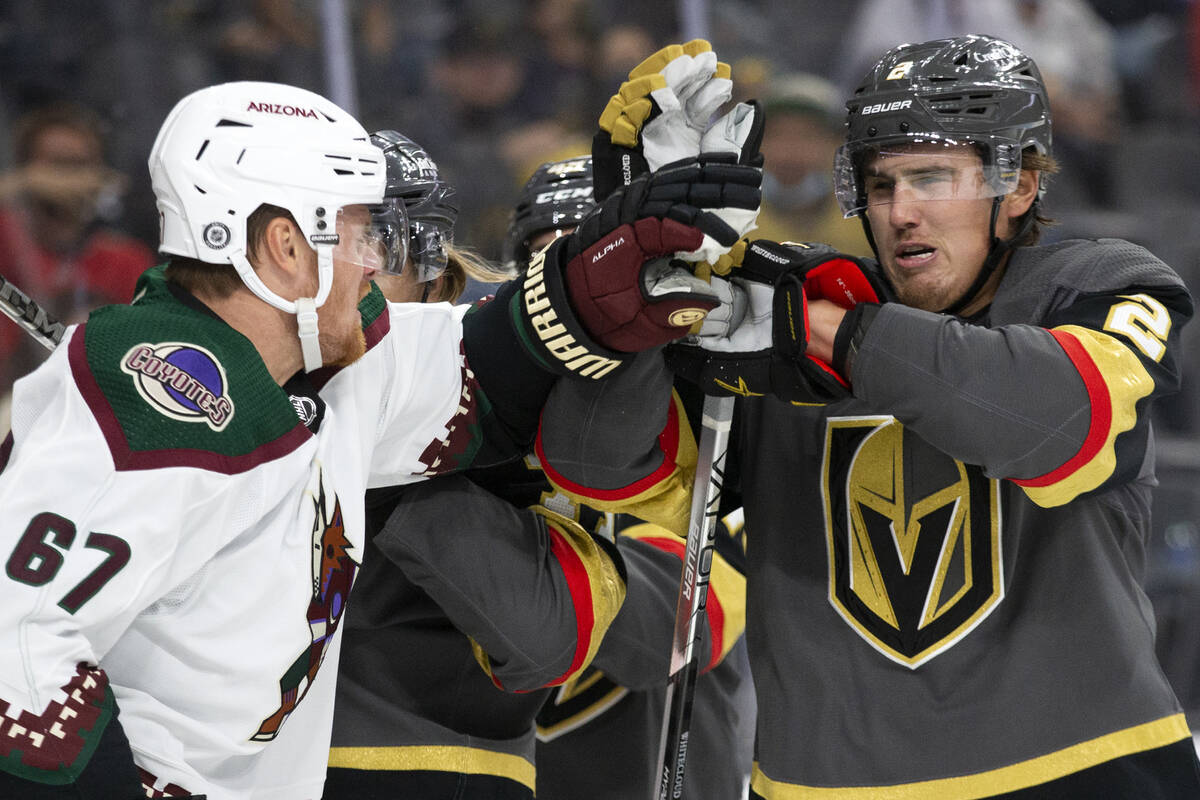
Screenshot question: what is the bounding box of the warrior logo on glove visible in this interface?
[512,159,762,380]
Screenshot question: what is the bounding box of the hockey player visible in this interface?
[360,129,507,305]
[504,156,756,800]
[547,35,1200,797]
[325,134,629,800]
[0,80,757,799]
[326,115,755,800]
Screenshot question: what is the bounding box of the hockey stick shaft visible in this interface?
[653,393,735,800]
[0,271,66,351]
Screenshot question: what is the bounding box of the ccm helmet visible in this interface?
[149,81,387,371]
[502,155,595,271]
[834,34,1051,218]
[371,129,458,282]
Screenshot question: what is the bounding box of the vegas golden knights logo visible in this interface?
[822,417,1003,668]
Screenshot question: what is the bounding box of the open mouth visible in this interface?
[895,243,936,267]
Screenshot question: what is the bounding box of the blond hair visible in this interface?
[432,243,512,303]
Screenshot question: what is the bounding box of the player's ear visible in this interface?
[1004,168,1039,220]
[249,215,312,296]
[262,216,313,283]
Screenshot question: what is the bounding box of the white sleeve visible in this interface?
[361,300,475,487]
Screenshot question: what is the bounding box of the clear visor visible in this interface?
[833,134,1022,218]
[409,219,452,283]
[342,200,409,275]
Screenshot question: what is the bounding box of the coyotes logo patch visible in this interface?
[120,342,234,431]
[822,416,1004,668]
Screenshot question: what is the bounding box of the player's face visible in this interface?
[373,257,427,303]
[315,204,373,367]
[863,143,1002,312]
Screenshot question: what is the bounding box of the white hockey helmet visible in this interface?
[149,81,387,371]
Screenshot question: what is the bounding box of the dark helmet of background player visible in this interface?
[502,155,596,272]
[370,129,458,282]
[834,35,1053,314]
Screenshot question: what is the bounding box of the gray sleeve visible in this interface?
[588,538,683,690]
[372,475,585,691]
[538,347,674,491]
[850,303,1092,480]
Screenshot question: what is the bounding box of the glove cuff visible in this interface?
[832,302,882,380]
[511,243,629,380]
[592,129,649,203]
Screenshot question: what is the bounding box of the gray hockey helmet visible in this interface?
[834,34,1052,217]
[370,129,458,281]
[503,155,595,271]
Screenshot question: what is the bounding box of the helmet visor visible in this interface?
[834,134,1022,217]
[409,218,452,283]
[354,200,410,275]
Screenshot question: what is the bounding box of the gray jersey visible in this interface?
[744,239,1197,796]
[327,474,624,798]
[539,237,1199,797]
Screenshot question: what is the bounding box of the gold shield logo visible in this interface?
[822,417,1003,668]
[668,307,709,327]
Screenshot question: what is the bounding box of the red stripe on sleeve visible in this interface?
[546,527,596,686]
[535,392,681,502]
[1013,328,1113,488]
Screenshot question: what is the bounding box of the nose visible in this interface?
[886,191,922,229]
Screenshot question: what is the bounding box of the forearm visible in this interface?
[848,303,1095,479]
[592,523,746,689]
[537,350,697,534]
[374,476,624,692]
[460,279,559,464]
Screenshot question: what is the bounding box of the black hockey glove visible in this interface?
[512,158,762,380]
[666,241,888,403]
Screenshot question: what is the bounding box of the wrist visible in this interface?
[511,242,628,380]
[832,302,882,380]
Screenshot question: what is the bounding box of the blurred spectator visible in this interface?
[519,0,598,122]
[836,0,1122,209]
[0,101,155,431]
[214,0,322,88]
[710,0,866,78]
[354,0,450,134]
[752,73,869,256]
[417,19,535,259]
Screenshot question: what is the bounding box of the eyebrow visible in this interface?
[866,161,960,179]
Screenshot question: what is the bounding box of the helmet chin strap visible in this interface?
[229,245,335,373]
[858,197,1037,316]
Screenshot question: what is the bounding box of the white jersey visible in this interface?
[0,271,482,799]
